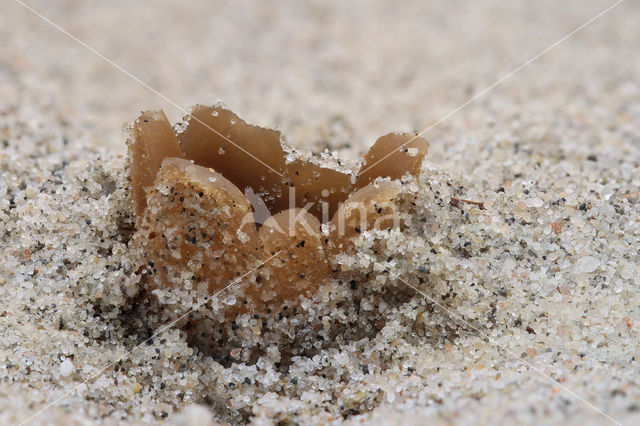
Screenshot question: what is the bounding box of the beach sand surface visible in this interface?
[1,1,640,424]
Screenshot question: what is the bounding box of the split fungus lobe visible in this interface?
[128,105,427,309]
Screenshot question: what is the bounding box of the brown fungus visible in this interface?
[329,180,404,253]
[133,158,260,296]
[128,110,183,220]
[259,208,329,301]
[178,105,289,215]
[355,132,427,189]
[127,105,428,311]
[284,158,353,222]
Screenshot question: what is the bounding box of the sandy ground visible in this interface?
[1,0,640,424]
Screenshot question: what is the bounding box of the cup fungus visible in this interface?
[128,105,427,312]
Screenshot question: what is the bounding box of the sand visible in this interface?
[1,0,640,424]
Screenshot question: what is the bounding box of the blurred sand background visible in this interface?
[1,0,636,158]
